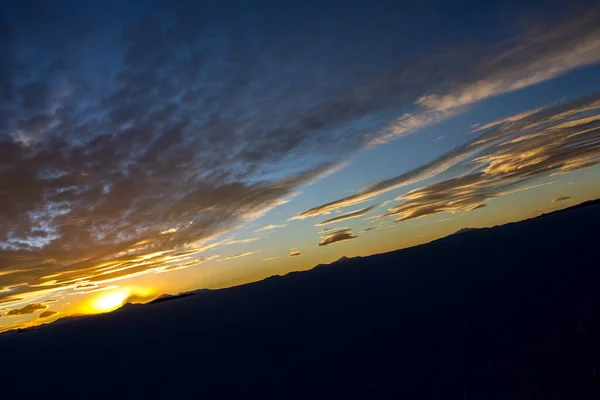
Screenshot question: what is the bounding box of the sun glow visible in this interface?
[89,290,130,313]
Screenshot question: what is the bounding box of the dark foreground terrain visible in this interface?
[2,201,600,399]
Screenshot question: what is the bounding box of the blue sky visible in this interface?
[1,0,600,330]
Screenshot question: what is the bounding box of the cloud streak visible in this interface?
[315,205,377,226]
[255,224,287,233]
[318,229,358,247]
[217,251,261,262]
[386,98,600,222]
[300,93,600,223]
[38,311,58,319]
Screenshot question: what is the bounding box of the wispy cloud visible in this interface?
[314,205,377,226]
[262,256,281,261]
[373,10,600,145]
[359,224,395,233]
[552,196,571,203]
[221,238,260,246]
[255,224,287,233]
[217,250,261,262]
[299,94,600,223]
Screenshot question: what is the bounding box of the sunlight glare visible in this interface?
[90,290,130,312]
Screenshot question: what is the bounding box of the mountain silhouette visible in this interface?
[451,227,479,236]
[146,292,198,305]
[0,199,598,399]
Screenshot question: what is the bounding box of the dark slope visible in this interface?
[146,291,198,305]
[1,202,599,399]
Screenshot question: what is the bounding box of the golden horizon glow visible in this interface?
[87,289,130,313]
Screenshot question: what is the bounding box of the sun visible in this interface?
[90,290,130,313]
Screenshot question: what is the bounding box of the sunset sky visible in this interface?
[2,0,600,332]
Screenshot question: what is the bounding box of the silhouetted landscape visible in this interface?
[1,200,598,399]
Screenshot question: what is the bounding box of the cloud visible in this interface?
[67,286,118,296]
[315,205,377,226]
[220,238,260,246]
[371,7,600,144]
[288,251,302,257]
[44,299,57,303]
[255,224,287,233]
[382,98,600,222]
[262,256,280,261]
[217,250,261,262]
[74,283,97,290]
[360,227,378,233]
[297,143,488,219]
[300,94,600,223]
[318,229,358,247]
[0,162,333,305]
[38,311,58,319]
[552,196,571,203]
[4,303,47,317]
[359,224,396,233]
[471,102,558,133]
[319,227,339,233]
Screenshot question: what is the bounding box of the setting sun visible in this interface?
[90,290,130,313]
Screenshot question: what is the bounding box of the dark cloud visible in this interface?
[38,310,57,318]
[552,196,571,203]
[318,229,358,247]
[4,303,47,317]
[316,205,377,226]
[288,251,302,257]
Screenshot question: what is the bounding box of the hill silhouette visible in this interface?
[451,227,479,236]
[0,200,599,399]
[146,291,198,305]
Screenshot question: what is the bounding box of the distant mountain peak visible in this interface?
[451,227,479,236]
[334,256,351,263]
[147,292,196,305]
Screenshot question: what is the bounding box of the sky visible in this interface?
[1,0,600,332]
